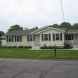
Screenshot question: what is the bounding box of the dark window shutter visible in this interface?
[27,35,29,41]
[15,36,16,42]
[49,34,51,41]
[53,33,55,41]
[7,36,8,42]
[65,35,67,40]
[60,33,62,40]
[20,35,22,42]
[12,36,13,42]
[34,35,35,41]
[42,34,43,41]
[72,34,73,40]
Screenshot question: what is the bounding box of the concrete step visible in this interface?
[32,46,40,50]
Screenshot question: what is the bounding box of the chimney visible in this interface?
[35,26,38,29]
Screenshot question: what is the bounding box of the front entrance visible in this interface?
[35,35,40,46]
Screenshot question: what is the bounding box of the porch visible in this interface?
[32,34,41,49]
[65,34,78,48]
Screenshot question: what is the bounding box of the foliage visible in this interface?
[60,22,71,28]
[8,24,23,32]
[0,31,5,36]
[53,24,60,28]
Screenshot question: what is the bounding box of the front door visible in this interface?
[35,35,40,46]
[74,34,78,44]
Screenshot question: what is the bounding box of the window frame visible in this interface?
[29,35,32,41]
[16,35,20,42]
[8,36,12,42]
[55,33,60,41]
[43,34,49,41]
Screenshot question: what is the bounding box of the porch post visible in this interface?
[32,34,33,47]
[40,34,41,46]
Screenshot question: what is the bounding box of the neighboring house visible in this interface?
[0,36,6,46]
[5,26,78,49]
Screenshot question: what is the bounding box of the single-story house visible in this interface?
[5,26,78,49]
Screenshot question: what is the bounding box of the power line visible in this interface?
[60,0,65,22]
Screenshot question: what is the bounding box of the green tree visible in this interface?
[0,31,5,36]
[8,24,23,32]
[72,23,78,29]
[60,22,71,28]
[53,24,59,28]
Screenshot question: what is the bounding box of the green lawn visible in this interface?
[0,47,78,59]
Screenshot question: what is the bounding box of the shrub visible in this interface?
[64,44,73,49]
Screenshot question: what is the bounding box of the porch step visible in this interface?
[32,46,40,50]
[73,44,78,48]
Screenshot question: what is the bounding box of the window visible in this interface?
[16,36,20,42]
[65,34,73,40]
[8,36,12,42]
[68,35,71,40]
[55,34,60,40]
[29,35,32,41]
[43,34,49,41]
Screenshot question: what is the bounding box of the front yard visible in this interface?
[0,47,78,59]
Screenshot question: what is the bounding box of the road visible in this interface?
[0,58,78,78]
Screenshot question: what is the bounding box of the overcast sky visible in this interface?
[0,0,78,33]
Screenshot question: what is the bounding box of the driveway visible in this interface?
[0,59,78,78]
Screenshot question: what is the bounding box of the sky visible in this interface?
[0,0,78,33]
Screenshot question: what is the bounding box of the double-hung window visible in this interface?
[43,34,49,41]
[29,35,32,41]
[55,34,59,40]
[16,36,20,42]
[8,36,12,42]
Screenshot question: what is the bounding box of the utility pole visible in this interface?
[60,0,65,22]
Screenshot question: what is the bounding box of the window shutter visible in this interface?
[49,34,51,41]
[7,36,8,42]
[72,34,73,40]
[42,34,43,41]
[60,33,62,40]
[53,33,55,41]
[65,35,67,40]
[34,35,35,41]
[27,35,29,41]
[12,36,13,42]
[20,35,22,42]
[15,36,16,42]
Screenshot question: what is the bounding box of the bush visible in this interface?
[64,44,73,49]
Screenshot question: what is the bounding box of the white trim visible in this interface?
[40,34,41,46]
[37,27,65,34]
[55,33,60,41]
[16,35,20,42]
[43,34,49,41]
[29,35,32,41]
[32,35,33,47]
[30,26,65,34]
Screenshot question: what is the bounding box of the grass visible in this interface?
[0,47,78,59]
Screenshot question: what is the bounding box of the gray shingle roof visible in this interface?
[6,26,78,36]
[6,29,38,35]
[67,29,78,33]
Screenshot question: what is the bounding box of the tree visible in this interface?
[53,24,60,28]
[60,22,71,28]
[0,31,5,36]
[8,24,23,32]
[72,23,78,29]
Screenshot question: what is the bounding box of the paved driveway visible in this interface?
[0,59,78,78]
